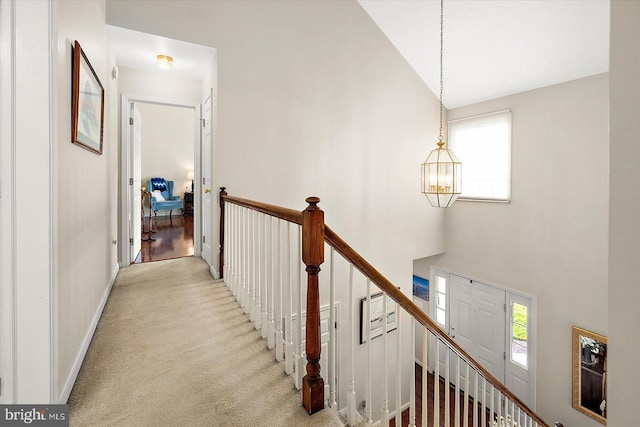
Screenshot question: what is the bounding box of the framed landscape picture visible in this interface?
[412,275,429,301]
[360,292,397,344]
[72,40,104,154]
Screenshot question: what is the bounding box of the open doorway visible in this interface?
[135,102,195,263]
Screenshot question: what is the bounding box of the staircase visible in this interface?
[219,189,561,427]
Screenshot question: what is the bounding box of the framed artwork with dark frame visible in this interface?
[359,292,397,344]
[572,326,607,425]
[72,40,104,155]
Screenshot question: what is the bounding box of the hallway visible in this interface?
[68,257,341,426]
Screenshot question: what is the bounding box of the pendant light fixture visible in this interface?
[421,0,461,208]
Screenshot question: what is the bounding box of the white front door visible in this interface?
[505,292,535,410]
[201,93,213,267]
[129,103,142,263]
[449,275,506,400]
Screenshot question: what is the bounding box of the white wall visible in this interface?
[117,66,202,104]
[609,2,640,425]
[422,73,609,426]
[138,102,194,211]
[108,0,445,419]
[55,0,119,402]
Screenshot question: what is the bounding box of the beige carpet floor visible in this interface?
[68,256,342,427]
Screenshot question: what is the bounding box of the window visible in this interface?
[511,302,528,369]
[448,110,511,201]
[434,274,447,327]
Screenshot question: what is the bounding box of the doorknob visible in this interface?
[204,188,211,193]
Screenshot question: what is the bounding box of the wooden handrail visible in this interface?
[324,225,549,427]
[222,194,303,224]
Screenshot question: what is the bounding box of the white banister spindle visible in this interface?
[497,390,502,427]
[328,247,337,409]
[365,279,373,425]
[231,204,236,296]
[255,212,262,330]
[455,356,461,427]
[490,385,495,427]
[261,214,268,339]
[473,371,478,427]
[408,319,416,427]
[481,377,486,427]
[445,346,450,427]
[236,204,241,299]
[295,225,304,390]
[395,312,402,427]
[274,219,283,361]
[240,207,245,308]
[434,339,440,427]
[251,210,257,323]
[267,216,275,349]
[464,363,469,427]
[346,264,357,426]
[244,208,250,314]
[381,292,390,427]
[284,222,294,375]
[422,329,428,427]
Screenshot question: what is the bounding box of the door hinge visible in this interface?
[504,303,507,313]
[129,238,133,245]
[504,351,506,360]
[129,178,133,185]
[335,321,337,329]
[129,117,134,125]
[202,177,206,185]
[201,118,205,128]
[202,236,206,243]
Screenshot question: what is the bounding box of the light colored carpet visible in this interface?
[68,257,342,427]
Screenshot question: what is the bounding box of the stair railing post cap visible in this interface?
[306,196,320,206]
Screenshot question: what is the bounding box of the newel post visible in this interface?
[302,196,325,414]
[219,187,227,279]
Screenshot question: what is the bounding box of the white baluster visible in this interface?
[455,356,461,427]
[497,390,502,427]
[239,207,245,307]
[473,371,478,427]
[275,219,283,361]
[445,346,450,427]
[295,225,304,390]
[365,279,373,426]
[346,264,357,426]
[250,210,257,323]
[482,377,486,427]
[235,204,240,300]
[267,216,275,350]
[243,208,250,314]
[490,384,494,427]
[284,222,294,375]
[255,212,264,330]
[231,204,236,296]
[422,328,428,427]
[434,339,440,427]
[408,319,416,427]
[381,292,390,427]
[464,363,469,427]
[328,247,336,409]
[261,214,268,339]
[396,311,402,427]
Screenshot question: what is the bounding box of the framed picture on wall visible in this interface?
[412,275,429,301]
[72,40,104,155]
[359,292,397,344]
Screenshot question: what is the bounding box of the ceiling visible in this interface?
[107,1,610,107]
[358,0,610,108]
[107,25,216,81]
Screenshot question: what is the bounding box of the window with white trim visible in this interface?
[448,110,511,201]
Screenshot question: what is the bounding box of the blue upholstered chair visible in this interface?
[147,177,184,217]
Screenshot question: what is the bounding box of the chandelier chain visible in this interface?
[438,0,444,143]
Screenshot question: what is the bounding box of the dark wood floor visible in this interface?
[135,214,194,263]
[391,364,492,427]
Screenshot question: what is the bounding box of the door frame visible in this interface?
[429,266,537,410]
[120,93,202,266]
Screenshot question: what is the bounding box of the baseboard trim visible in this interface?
[210,266,220,280]
[58,264,119,403]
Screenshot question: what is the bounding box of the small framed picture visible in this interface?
[412,275,429,301]
[360,292,397,344]
[71,40,104,155]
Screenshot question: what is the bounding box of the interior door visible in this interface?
[201,93,213,267]
[450,275,506,400]
[129,103,142,263]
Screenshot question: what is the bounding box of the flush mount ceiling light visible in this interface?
[156,54,174,69]
[421,0,461,208]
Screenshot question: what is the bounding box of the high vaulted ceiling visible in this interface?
[358,0,610,108]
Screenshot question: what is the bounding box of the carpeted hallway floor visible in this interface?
[68,256,342,427]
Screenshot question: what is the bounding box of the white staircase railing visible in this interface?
[220,189,555,427]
